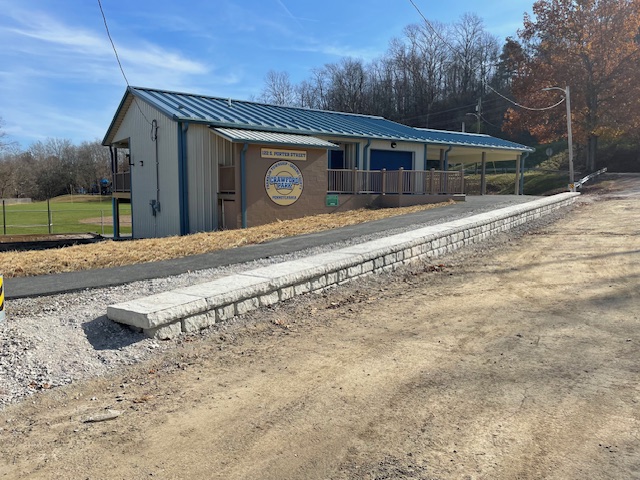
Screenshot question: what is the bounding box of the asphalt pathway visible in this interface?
[5,195,541,299]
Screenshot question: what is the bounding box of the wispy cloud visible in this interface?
[1,7,210,84]
[275,0,305,30]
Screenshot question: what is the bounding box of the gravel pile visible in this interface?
[0,199,572,409]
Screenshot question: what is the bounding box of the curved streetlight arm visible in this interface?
[465,112,480,133]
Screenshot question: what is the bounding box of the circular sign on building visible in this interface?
[265,161,304,206]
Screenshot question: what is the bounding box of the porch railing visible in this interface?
[328,168,464,195]
[113,171,131,192]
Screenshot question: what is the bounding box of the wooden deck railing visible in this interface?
[328,168,464,195]
[113,171,131,192]
[208,167,463,196]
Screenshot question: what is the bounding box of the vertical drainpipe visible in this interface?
[363,139,371,170]
[520,152,529,195]
[443,145,453,194]
[241,143,249,229]
[178,121,190,235]
[423,144,428,170]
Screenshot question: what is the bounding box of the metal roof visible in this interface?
[413,128,534,152]
[213,128,339,149]
[103,86,533,153]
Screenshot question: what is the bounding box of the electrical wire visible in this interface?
[97,0,154,129]
[408,0,463,62]
[485,84,566,111]
[97,0,129,86]
[408,0,567,115]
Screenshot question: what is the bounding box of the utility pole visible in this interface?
[475,98,482,134]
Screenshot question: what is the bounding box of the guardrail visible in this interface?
[573,167,607,190]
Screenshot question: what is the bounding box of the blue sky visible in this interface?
[0,0,533,149]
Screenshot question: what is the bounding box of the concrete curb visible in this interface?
[107,192,579,339]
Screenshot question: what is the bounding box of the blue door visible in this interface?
[370,150,413,170]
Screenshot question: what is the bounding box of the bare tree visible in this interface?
[76,140,111,193]
[0,117,17,153]
[258,70,297,106]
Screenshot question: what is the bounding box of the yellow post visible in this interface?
[0,274,5,324]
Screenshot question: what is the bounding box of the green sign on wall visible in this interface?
[325,195,339,207]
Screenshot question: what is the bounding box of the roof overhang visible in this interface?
[212,128,339,149]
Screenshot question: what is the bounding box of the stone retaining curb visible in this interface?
[107,192,579,339]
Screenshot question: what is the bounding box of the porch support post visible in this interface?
[481,152,487,195]
[515,154,521,195]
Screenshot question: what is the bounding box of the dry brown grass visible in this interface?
[0,201,454,278]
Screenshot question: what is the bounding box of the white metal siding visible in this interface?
[111,101,181,238]
[186,125,218,233]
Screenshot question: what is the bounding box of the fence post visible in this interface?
[2,200,5,235]
[47,198,52,234]
[398,167,404,195]
[460,171,465,194]
[0,274,4,324]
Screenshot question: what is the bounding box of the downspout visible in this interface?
[177,121,190,235]
[363,139,371,170]
[443,145,453,170]
[423,143,428,171]
[520,152,529,195]
[240,143,249,229]
[153,119,160,215]
[443,145,453,194]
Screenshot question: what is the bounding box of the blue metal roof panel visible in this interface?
[129,87,423,140]
[104,87,533,153]
[213,128,339,148]
[414,128,535,152]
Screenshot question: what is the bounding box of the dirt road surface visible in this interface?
[1,175,639,479]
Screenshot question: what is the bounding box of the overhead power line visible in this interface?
[408,0,567,115]
[485,84,566,111]
[97,0,153,129]
[97,0,129,86]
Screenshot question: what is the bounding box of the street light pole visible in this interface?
[543,86,574,191]
[465,112,480,133]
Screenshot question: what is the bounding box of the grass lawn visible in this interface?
[0,195,132,236]
[465,171,569,195]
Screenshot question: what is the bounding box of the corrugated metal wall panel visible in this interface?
[186,125,218,232]
[111,101,181,238]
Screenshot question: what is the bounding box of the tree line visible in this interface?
[0,135,111,201]
[259,13,504,136]
[258,1,640,171]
